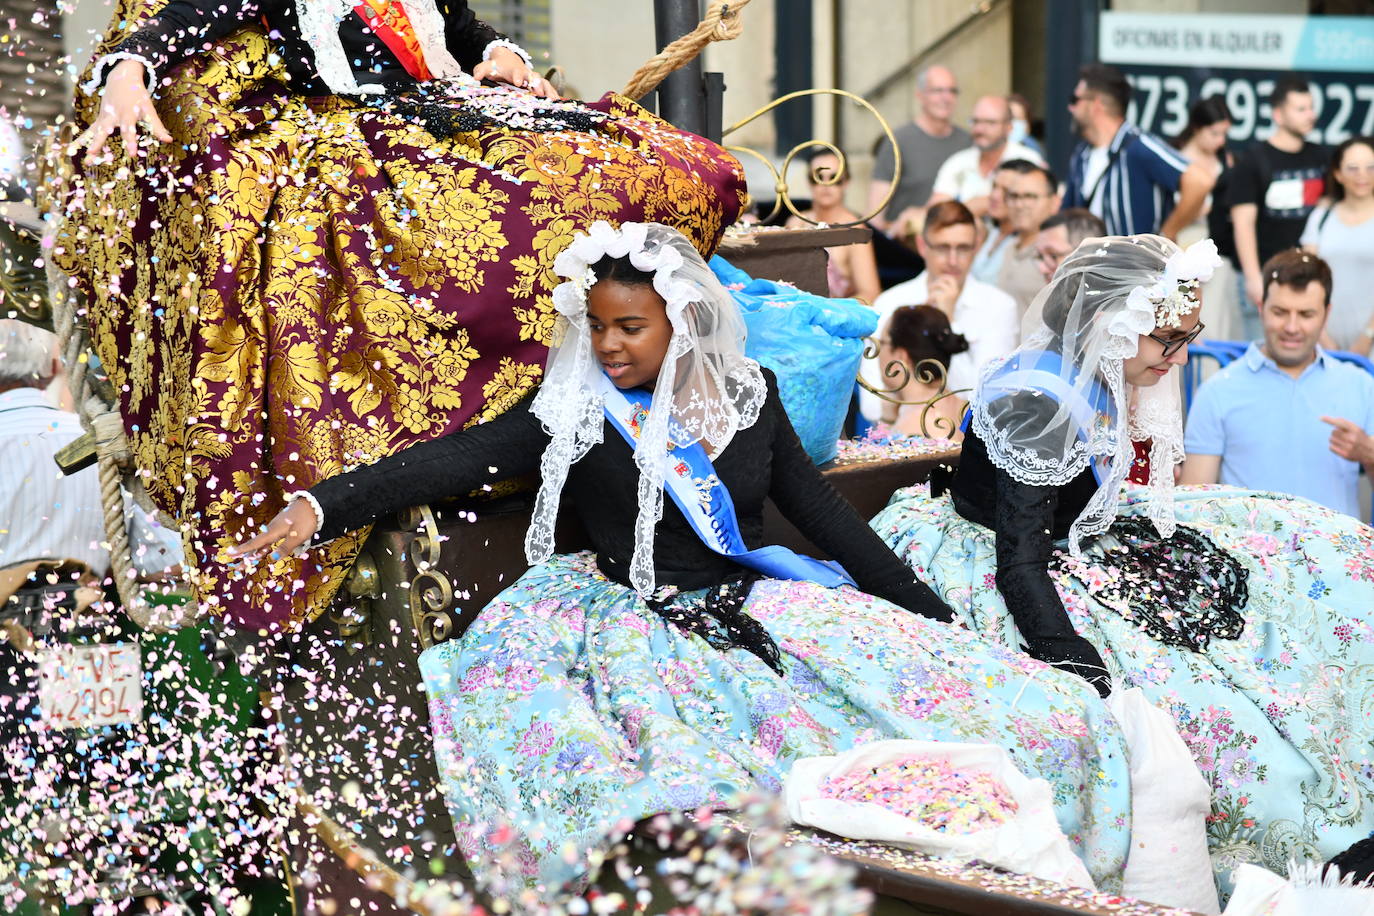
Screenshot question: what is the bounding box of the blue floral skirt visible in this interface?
[418,551,1133,896]
[871,483,1374,889]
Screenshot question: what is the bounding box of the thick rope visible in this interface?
[621,0,752,101]
[43,214,182,630]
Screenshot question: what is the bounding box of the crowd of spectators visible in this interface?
[837,62,1374,519]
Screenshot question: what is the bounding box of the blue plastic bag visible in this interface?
[710,255,877,465]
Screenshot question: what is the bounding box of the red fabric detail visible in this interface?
[353,0,432,81]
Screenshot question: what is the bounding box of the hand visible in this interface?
[1322,415,1374,465]
[1243,269,1264,311]
[927,274,960,315]
[225,498,320,563]
[1025,633,1111,698]
[76,59,173,165]
[471,48,559,100]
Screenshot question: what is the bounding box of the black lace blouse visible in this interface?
[935,426,1113,692]
[102,0,508,96]
[310,370,954,622]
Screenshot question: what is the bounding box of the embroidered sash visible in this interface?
[599,375,856,589]
[967,349,1117,484]
[353,0,433,81]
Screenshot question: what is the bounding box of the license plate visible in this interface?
[37,643,144,729]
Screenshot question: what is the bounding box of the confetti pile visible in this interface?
[834,425,957,465]
[819,756,1019,834]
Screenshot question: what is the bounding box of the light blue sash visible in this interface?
[967,349,1117,485]
[599,375,856,588]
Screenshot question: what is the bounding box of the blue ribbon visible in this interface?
[975,350,1117,485]
[601,376,856,589]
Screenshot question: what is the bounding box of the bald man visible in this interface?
[928,94,1045,218]
[867,65,970,237]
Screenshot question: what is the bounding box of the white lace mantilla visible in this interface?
[528,222,766,595]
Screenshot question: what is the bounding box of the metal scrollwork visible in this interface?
[400,504,455,649]
[721,88,901,227]
[332,550,378,654]
[855,337,970,441]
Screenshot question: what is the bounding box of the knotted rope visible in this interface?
[621,0,752,101]
[45,215,193,631]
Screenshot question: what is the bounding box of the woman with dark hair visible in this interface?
[873,234,1374,890]
[1176,96,1239,339]
[1302,136,1374,353]
[233,222,1137,900]
[880,304,969,439]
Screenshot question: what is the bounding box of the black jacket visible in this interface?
[311,369,955,622]
[104,0,508,95]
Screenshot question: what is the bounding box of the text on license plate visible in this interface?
[37,643,144,729]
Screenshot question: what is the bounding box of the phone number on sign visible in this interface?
[1124,70,1374,145]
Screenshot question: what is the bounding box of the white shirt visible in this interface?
[0,387,110,575]
[0,120,22,181]
[930,140,1046,203]
[0,387,183,578]
[862,274,1020,420]
[1081,145,1111,216]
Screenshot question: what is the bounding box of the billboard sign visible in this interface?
[1099,13,1374,146]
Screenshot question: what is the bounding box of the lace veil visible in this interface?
[525,221,768,594]
[971,234,1221,554]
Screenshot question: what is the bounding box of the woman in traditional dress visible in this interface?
[54,0,744,630]
[233,222,1134,901]
[870,235,1374,888]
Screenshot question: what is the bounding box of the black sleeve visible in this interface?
[992,469,1110,696]
[309,396,548,541]
[1227,146,1264,208]
[764,375,954,622]
[437,0,509,71]
[102,0,263,83]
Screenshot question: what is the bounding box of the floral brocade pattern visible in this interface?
[871,483,1374,892]
[419,553,1132,897]
[51,29,745,628]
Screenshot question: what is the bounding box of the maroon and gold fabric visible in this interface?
[52,28,745,630]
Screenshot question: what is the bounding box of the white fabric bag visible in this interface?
[1222,862,1374,916]
[783,739,1095,889]
[1109,686,1220,914]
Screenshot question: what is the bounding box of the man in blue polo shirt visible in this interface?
[1181,250,1374,518]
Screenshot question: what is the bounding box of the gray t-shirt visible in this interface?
[872,122,970,221]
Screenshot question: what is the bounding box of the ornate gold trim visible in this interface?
[400,505,454,649]
[855,337,970,440]
[721,88,900,227]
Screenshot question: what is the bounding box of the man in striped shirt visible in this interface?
[1061,63,1207,239]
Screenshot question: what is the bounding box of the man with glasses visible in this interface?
[867,65,969,239]
[1034,208,1107,283]
[862,201,1019,420]
[991,160,1060,317]
[928,96,1045,218]
[1061,62,1208,238]
[1181,250,1374,519]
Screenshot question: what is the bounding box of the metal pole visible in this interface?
[653,0,707,136]
[1043,0,1102,177]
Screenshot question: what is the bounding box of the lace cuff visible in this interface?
[81,52,159,95]
[286,490,325,539]
[481,38,532,68]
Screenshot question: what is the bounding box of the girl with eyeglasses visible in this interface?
[872,234,1374,893]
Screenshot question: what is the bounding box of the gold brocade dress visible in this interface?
[50,1,746,629]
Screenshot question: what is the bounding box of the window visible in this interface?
[468,0,552,65]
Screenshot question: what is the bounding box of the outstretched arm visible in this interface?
[231,396,548,558]
[991,470,1110,696]
[78,0,263,161]
[764,378,954,622]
